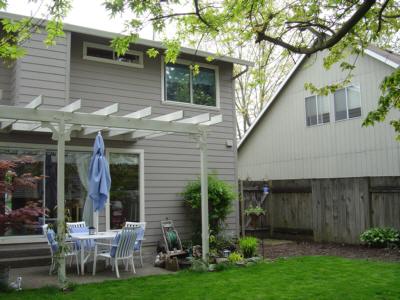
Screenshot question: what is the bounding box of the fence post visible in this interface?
[239,180,245,237]
[269,180,274,237]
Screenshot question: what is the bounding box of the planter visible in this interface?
[249,214,263,229]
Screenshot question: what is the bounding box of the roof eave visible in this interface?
[0,11,253,67]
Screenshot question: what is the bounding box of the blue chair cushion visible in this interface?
[70,226,95,250]
[110,232,121,258]
[46,229,58,252]
[133,227,145,251]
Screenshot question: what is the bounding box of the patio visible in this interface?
[9,261,172,289]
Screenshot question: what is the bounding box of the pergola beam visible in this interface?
[107,107,152,137]
[0,105,202,134]
[59,99,82,112]
[1,95,43,129]
[142,113,212,140]
[82,103,120,135]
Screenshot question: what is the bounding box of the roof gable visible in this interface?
[238,47,399,149]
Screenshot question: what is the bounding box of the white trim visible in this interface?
[0,142,145,244]
[105,148,145,231]
[161,57,221,110]
[333,84,362,122]
[0,235,46,244]
[83,42,144,68]
[304,94,331,127]
[365,49,400,69]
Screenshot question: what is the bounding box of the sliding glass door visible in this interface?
[0,148,45,236]
[0,146,142,238]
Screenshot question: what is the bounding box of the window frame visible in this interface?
[83,42,144,68]
[0,142,145,244]
[304,94,331,127]
[161,57,220,110]
[334,84,362,122]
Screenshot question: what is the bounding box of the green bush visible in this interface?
[360,227,400,248]
[228,252,244,263]
[182,174,236,244]
[239,236,259,258]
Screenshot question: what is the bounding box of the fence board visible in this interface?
[242,177,399,244]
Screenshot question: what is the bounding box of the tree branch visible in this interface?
[377,0,391,32]
[256,0,377,54]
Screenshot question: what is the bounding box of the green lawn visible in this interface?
[4,256,400,300]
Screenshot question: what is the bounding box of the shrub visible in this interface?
[182,174,236,244]
[228,252,244,263]
[360,227,400,248]
[239,236,259,258]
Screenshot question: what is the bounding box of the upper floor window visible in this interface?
[334,85,361,121]
[305,95,330,126]
[163,60,219,108]
[83,42,143,68]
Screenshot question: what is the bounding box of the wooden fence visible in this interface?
[239,177,400,244]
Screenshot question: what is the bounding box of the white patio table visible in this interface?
[69,231,118,275]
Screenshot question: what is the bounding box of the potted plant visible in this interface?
[244,204,265,229]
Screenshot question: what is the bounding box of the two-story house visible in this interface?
[238,46,400,244]
[0,11,252,265]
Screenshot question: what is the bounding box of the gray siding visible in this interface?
[0,61,12,104]
[238,52,400,181]
[68,34,238,247]
[12,32,69,107]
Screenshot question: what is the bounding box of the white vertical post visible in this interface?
[56,120,66,287]
[199,130,209,261]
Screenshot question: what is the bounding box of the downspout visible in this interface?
[231,64,249,239]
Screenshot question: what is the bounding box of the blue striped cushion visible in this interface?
[70,226,95,250]
[46,229,58,252]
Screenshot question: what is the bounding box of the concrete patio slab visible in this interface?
[9,261,173,290]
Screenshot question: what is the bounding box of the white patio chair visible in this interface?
[42,224,80,275]
[125,221,146,267]
[92,227,138,278]
[66,221,95,267]
[66,221,87,232]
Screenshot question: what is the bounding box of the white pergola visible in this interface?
[0,96,222,282]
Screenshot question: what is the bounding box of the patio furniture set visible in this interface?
[42,221,146,278]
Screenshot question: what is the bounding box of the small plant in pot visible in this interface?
[244,205,265,229]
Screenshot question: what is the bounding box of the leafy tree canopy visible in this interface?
[0,0,399,136]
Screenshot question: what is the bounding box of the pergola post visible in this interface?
[56,120,67,287]
[199,129,209,261]
[43,120,68,287]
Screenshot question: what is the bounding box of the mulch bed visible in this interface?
[262,241,400,262]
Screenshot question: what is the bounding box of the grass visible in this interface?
[3,256,400,300]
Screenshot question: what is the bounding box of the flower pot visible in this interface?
[249,214,260,229]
